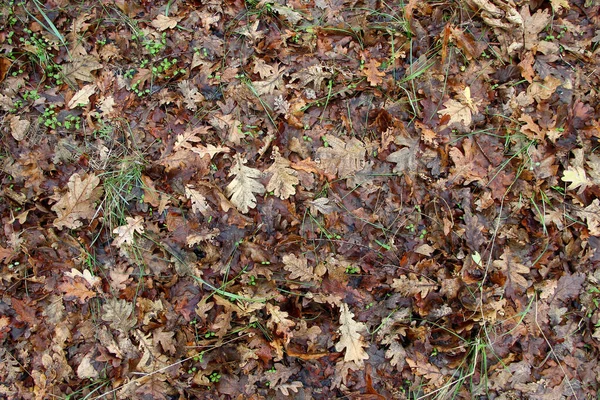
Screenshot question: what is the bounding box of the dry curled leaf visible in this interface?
[102,298,137,333]
[51,172,103,230]
[265,146,299,200]
[316,134,366,178]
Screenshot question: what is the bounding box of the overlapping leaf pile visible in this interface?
[0,0,599,398]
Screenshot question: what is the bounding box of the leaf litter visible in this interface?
[0,0,599,399]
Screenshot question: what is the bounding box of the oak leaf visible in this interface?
[151,14,180,31]
[266,303,296,343]
[7,115,29,141]
[265,146,299,200]
[253,58,274,79]
[185,185,211,216]
[62,54,102,83]
[562,166,592,194]
[438,87,480,128]
[386,135,419,176]
[289,64,332,91]
[190,144,230,159]
[102,298,137,333]
[363,59,385,86]
[252,63,286,95]
[67,84,96,109]
[577,199,600,236]
[335,303,369,366]
[178,80,205,111]
[493,249,530,294]
[112,216,145,248]
[392,273,438,297]
[282,253,324,283]
[51,172,103,230]
[59,279,96,303]
[225,154,265,213]
[316,134,366,178]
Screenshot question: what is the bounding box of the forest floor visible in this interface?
[1,0,600,399]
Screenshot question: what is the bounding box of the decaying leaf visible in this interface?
[51,172,103,230]
[112,216,145,248]
[265,146,299,200]
[335,303,369,366]
[62,54,103,83]
[7,115,30,141]
[266,303,296,343]
[493,249,530,294]
[67,84,96,109]
[363,59,386,86]
[185,185,211,216]
[316,134,366,178]
[225,154,266,213]
[282,253,324,283]
[438,87,481,128]
[102,298,137,333]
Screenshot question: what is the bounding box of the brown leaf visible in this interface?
[225,154,265,214]
[265,146,299,200]
[316,134,366,178]
[67,84,96,109]
[51,172,103,230]
[363,59,386,87]
[59,279,97,303]
[102,298,137,333]
[112,216,145,248]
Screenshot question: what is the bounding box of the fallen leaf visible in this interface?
[112,216,145,248]
[562,166,592,194]
[225,154,266,213]
[335,303,369,366]
[316,134,366,178]
[102,298,137,333]
[151,14,180,31]
[7,115,30,141]
[265,146,299,200]
[363,59,386,86]
[67,84,96,109]
[51,172,103,230]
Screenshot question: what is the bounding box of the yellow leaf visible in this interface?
[562,166,592,193]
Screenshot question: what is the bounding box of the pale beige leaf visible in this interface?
[153,328,176,355]
[225,154,265,213]
[252,64,286,95]
[67,84,96,109]
[562,166,593,193]
[65,268,101,288]
[335,303,369,365]
[112,216,145,248]
[271,3,304,24]
[577,199,600,236]
[210,114,243,145]
[7,115,29,141]
[185,185,210,216]
[51,172,103,229]
[77,353,99,379]
[386,135,419,175]
[307,197,334,215]
[190,144,230,159]
[151,14,180,31]
[406,355,444,387]
[438,99,472,127]
[99,95,116,114]
[265,146,299,200]
[101,298,137,333]
[316,135,366,178]
[282,253,322,283]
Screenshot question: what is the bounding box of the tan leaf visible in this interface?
[62,54,103,83]
[493,249,530,292]
[438,87,480,128]
[98,95,116,115]
[7,115,30,141]
[316,134,366,178]
[550,0,569,12]
[65,268,101,288]
[392,273,438,297]
[151,14,180,31]
[577,199,600,236]
[59,279,97,303]
[253,58,274,79]
[271,3,304,24]
[307,197,334,215]
[363,59,385,86]
[266,303,296,343]
[406,354,444,387]
[335,303,369,365]
[112,216,145,248]
[190,144,230,159]
[102,298,137,333]
[386,135,420,176]
[289,64,332,91]
[67,84,96,109]
[178,80,205,111]
[51,172,103,229]
[225,154,265,213]
[153,328,177,355]
[210,114,243,145]
[77,353,99,379]
[265,146,299,200]
[282,253,322,283]
[185,185,211,216]
[211,310,232,339]
[252,64,286,95]
[562,166,592,193]
[109,265,134,292]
